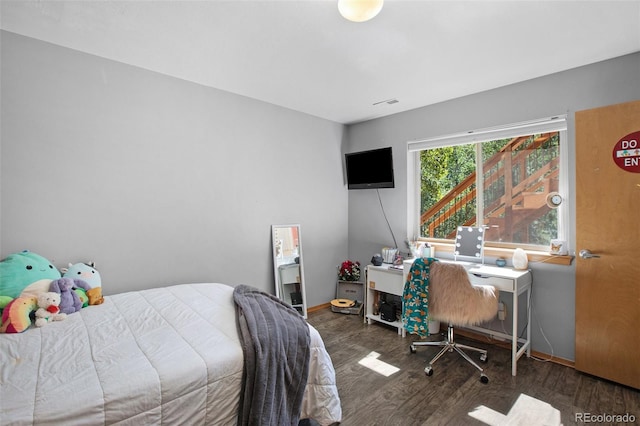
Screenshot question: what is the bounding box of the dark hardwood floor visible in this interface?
[306,307,640,426]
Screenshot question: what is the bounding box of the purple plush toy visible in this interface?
[49,277,90,314]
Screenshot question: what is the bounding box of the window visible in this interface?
[408,117,568,250]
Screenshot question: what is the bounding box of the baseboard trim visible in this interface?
[307,305,575,368]
[308,302,331,313]
[454,327,575,368]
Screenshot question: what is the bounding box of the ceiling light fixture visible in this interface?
[338,0,384,23]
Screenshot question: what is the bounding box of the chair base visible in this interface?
[410,323,489,384]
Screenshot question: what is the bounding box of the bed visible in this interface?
[0,283,342,425]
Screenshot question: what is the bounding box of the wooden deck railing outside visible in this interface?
[420,133,559,243]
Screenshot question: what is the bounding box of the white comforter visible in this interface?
[0,283,341,425]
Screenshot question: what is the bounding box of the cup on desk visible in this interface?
[428,245,435,258]
[420,244,435,258]
[382,248,397,264]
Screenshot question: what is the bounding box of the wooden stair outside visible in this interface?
[422,133,559,242]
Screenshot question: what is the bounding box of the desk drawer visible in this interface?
[468,273,514,292]
[367,268,404,296]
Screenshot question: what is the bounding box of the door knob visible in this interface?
[579,249,600,259]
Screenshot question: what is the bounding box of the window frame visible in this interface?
[407,116,571,265]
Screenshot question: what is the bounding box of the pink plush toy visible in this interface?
[49,277,90,315]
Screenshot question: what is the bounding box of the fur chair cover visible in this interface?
[428,262,499,326]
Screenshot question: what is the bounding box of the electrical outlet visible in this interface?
[498,302,506,321]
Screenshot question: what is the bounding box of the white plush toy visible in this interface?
[35,292,67,327]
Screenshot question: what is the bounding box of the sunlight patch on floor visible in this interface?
[358,351,400,377]
[468,393,563,426]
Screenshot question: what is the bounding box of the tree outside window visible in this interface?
[419,132,561,248]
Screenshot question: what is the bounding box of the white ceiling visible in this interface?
[2,0,639,124]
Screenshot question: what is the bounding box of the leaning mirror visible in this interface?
[454,226,485,263]
[272,224,307,318]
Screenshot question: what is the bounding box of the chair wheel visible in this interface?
[425,366,433,376]
[480,374,489,384]
[410,345,417,354]
[480,353,488,362]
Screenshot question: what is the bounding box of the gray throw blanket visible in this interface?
[233,285,311,426]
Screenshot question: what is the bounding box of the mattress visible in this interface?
[0,283,341,425]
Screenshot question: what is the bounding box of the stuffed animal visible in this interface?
[0,250,61,300]
[0,251,61,333]
[62,262,104,306]
[35,292,67,327]
[0,296,37,333]
[49,277,91,315]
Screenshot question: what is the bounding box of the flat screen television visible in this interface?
[345,147,395,190]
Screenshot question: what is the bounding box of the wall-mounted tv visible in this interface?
[345,147,395,190]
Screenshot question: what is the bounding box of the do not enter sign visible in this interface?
[613,130,640,173]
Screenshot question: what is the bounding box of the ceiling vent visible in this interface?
[373,98,399,106]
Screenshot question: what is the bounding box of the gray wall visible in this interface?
[0,31,348,308]
[3,29,639,362]
[346,52,640,361]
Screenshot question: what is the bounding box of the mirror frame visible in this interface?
[271,224,307,318]
[454,226,485,263]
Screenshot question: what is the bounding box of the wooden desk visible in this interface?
[365,260,532,376]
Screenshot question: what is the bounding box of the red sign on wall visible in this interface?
[612,130,640,173]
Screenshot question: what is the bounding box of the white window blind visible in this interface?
[407,116,567,152]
